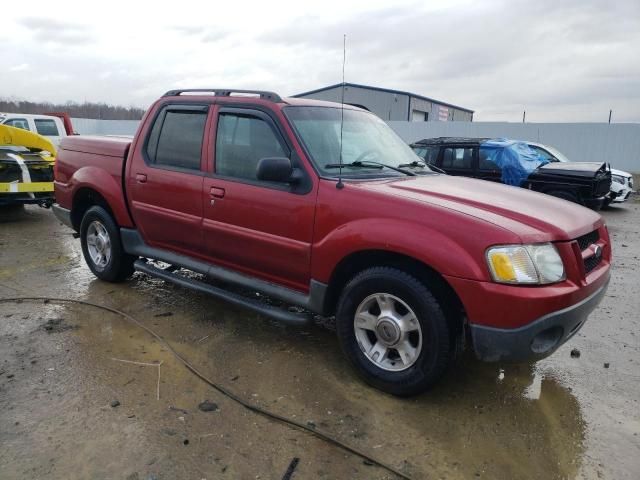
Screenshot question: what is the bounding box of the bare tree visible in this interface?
[0,98,146,120]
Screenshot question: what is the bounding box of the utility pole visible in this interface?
[608,109,612,124]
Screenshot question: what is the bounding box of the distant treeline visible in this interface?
[0,99,146,120]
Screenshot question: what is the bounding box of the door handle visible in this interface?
[135,173,147,183]
[210,187,225,198]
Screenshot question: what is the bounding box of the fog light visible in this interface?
[531,326,563,354]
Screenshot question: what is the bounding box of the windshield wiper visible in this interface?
[398,160,446,174]
[325,160,415,176]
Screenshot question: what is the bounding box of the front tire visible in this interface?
[80,206,135,282]
[335,267,452,396]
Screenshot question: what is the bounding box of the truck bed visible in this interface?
[55,135,134,228]
[56,135,131,184]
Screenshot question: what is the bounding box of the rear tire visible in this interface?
[335,267,451,396]
[80,206,135,282]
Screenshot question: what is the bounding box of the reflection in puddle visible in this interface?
[37,298,588,480]
[524,370,543,400]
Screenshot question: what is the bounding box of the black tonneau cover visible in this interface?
[536,162,607,178]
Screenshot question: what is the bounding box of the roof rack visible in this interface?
[162,89,282,102]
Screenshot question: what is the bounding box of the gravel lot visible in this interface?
[1,199,639,479]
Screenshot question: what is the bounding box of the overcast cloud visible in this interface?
[1,0,638,121]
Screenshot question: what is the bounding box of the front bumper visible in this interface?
[583,196,606,209]
[470,276,609,362]
[611,187,633,203]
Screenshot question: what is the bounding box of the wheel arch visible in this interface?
[324,249,466,345]
[71,188,115,231]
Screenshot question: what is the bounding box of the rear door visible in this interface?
[126,103,210,258]
[477,146,503,183]
[33,117,63,146]
[438,145,476,178]
[201,106,316,291]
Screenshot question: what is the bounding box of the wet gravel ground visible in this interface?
[0,200,639,479]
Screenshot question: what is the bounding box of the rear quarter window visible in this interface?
[34,119,60,136]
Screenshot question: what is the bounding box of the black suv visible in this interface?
[410,137,611,209]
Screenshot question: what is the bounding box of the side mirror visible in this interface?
[256,157,298,183]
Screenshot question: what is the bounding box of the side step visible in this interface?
[134,260,313,327]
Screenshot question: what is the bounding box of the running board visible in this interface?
[134,260,313,326]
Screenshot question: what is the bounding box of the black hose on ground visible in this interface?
[0,296,413,480]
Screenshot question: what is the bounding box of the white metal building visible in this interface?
[293,83,474,122]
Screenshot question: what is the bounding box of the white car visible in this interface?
[0,113,67,147]
[528,142,634,205]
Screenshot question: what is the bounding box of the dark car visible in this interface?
[410,137,611,209]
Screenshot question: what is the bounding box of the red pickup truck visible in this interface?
[52,89,610,395]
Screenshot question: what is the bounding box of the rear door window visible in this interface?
[145,106,208,171]
[479,147,500,170]
[4,118,30,130]
[34,119,60,136]
[442,147,473,169]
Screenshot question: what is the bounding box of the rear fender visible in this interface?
[68,166,133,227]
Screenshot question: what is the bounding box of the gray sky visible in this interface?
[2,0,639,122]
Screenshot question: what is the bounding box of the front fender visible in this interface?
[312,217,488,283]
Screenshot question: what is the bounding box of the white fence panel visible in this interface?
[389,121,640,173]
[71,118,140,136]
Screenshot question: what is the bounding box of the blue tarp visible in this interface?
[479,139,549,186]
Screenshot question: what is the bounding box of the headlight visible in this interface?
[612,174,625,184]
[486,243,565,284]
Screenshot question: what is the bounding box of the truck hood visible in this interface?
[535,161,607,178]
[356,174,603,241]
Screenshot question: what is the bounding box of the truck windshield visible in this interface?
[284,106,432,177]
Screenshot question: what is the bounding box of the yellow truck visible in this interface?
[0,124,55,207]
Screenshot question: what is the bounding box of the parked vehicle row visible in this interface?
[51,90,611,395]
[410,137,613,209]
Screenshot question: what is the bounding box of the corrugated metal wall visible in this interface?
[389,121,640,173]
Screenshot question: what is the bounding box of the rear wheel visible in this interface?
[335,267,452,396]
[80,206,135,282]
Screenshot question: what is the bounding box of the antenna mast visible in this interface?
[336,34,346,189]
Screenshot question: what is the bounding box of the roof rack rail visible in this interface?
[162,89,282,102]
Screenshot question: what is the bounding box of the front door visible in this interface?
[126,103,210,258]
[202,107,316,292]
